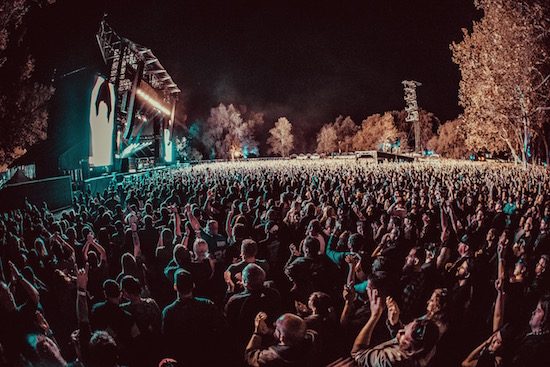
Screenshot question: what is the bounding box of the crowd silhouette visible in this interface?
[1,159,549,367]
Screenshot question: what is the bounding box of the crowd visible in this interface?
[1,158,550,367]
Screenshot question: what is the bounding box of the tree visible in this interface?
[391,109,438,152]
[334,115,359,153]
[316,123,337,154]
[427,117,469,159]
[451,0,550,164]
[353,112,400,151]
[204,103,263,159]
[0,0,56,172]
[268,117,294,157]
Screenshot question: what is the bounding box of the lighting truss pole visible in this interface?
[517,84,530,168]
[402,80,422,154]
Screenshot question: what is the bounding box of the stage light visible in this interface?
[120,141,153,158]
[136,89,171,115]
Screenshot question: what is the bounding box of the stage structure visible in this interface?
[402,80,422,154]
[96,19,180,171]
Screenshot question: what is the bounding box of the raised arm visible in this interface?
[351,288,384,354]
[172,205,182,238]
[9,261,40,307]
[462,335,494,367]
[185,204,202,239]
[85,234,107,264]
[75,263,91,362]
[497,239,506,280]
[52,232,75,263]
[385,296,404,338]
[446,200,459,236]
[340,257,358,327]
[340,283,356,326]
[130,222,142,259]
[493,278,505,332]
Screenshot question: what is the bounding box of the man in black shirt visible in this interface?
[162,269,227,367]
[226,263,281,351]
[90,279,139,364]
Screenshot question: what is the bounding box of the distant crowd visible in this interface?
[1,159,549,367]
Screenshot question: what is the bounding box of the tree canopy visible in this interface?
[0,0,55,172]
[268,117,294,157]
[451,0,550,163]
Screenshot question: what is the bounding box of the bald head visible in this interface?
[242,263,266,290]
[275,313,307,346]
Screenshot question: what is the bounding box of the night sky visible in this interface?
[27,0,481,151]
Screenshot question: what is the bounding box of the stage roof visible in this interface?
[96,19,180,95]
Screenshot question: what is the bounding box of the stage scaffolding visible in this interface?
[402,80,422,154]
[96,18,180,169]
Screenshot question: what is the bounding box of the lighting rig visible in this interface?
[96,18,179,170]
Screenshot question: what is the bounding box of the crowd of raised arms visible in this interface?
[1,159,550,367]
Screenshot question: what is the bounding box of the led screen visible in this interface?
[89,75,115,167]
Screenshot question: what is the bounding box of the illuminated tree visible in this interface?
[268,117,294,157]
[353,112,400,151]
[451,0,550,164]
[391,109,438,152]
[427,117,469,158]
[204,103,262,159]
[334,115,359,153]
[316,123,337,154]
[0,0,56,172]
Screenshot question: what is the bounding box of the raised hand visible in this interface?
[186,205,201,232]
[495,278,504,293]
[8,261,22,282]
[254,312,269,335]
[224,270,235,292]
[345,253,360,267]
[35,310,51,334]
[367,287,383,318]
[86,232,94,245]
[386,296,400,326]
[343,283,356,303]
[76,263,89,291]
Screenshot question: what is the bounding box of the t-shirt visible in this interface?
[162,297,227,365]
[352,339,417,367]
[90,301,136,345]
[226,259,270,293]
[120,298,161,336]
[225,287,281,346]
[200,229,229,262]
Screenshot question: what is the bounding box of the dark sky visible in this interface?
[27,0,481,149]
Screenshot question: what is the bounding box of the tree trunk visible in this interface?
[503,136,520,164]
[544,136,549,165]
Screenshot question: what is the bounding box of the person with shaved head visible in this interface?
[245,312,320,366]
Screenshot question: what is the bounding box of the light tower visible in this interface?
[402,80,422,154]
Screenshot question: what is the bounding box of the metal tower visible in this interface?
[402,80,422,153]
